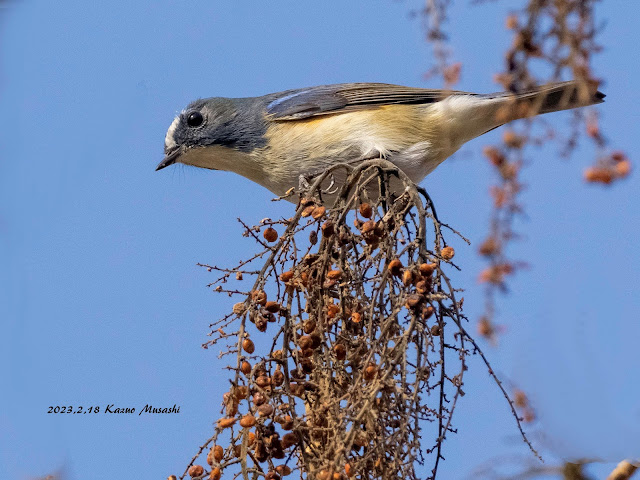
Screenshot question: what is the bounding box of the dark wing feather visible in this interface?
[265,83,470,120]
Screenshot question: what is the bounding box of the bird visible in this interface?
[157,81,604,202]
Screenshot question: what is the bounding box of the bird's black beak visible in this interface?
[156,147,181,171]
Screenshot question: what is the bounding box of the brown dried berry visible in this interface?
[255,442,269,462]
[265,301,280,313]
[430,324,441,336]
[415,280,430,294]
[217,417,236,429]
[209,467,221,480]
[251,290,267,306]
[345,463,354,477]
[514,390,528,408]
[303,319,316,334]
[359,203,373,218]
[333,343,347,360]
[240,361,251,375]
[316,470,331,480]
[240,385,253,400]
[419,263,436,276]
[483,146,505,166]
[523,408,535,423]
[353,431,367,447]
[362,225,380,245]
[402,269,414,286]
[311,205,326,219]
[263,227,278,243]
[253,392,267,406]
[503,130,524,148]
[281,415,294,430]
[242,338,255,354]
[350,312,362,323]
[213,445,224,462]
[275,465,292,476]
[258,403,274,417]
[299,358,313,375]
[615,160,631,178]
[281,432,299,449]
[298,335,313,350]
[327,269,342,280]
[500,162,519,181]
[423,305,435,319]
[188,465,204,478]
[363,364,377,381]
[255,315,268,332]
[321,221,335,237]
[301,205,315,217]
[478,237,499,256]
[280,271,294,282]
[233,302,246,315]
[405,294,424,310]
[310,332,322,349]
[206,448,216,466]
[586,120,600,138]
[256,375,271,388]
[327,304,340,319]
[265,472,281,480]
[240,414,257,428]
[234,385,248,399]
[323,278,337,289]
[290,383,305,397]
[441,246,455,260]
[272,369,284,386]
[360,219,376,234]
[584,167,613,184]
[388,258,403,277]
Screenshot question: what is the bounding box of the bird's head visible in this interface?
[156,97,242,171]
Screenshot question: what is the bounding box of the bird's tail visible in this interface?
[485,80,605,124]
[435,80,605,150]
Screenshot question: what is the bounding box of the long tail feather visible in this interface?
[487,80,605,119]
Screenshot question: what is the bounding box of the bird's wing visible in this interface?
[265,83,471,120]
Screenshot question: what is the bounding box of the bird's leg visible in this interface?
[298,174,312,193]
[376,166,389,214]
[416,185,440,225]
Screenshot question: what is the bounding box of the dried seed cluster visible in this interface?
[181,160,511,480]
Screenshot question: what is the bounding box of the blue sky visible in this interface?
[1,1,638,479]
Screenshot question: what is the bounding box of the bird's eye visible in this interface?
[187,111,204,127]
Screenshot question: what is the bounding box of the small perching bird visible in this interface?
[157,81,604,200]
